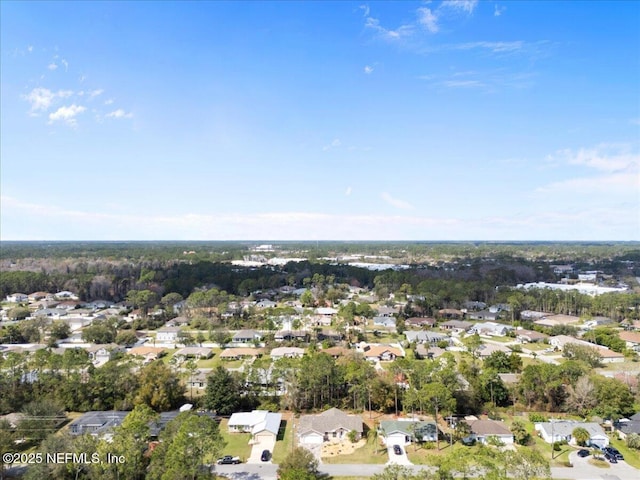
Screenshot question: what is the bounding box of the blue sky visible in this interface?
[1,0,639,241]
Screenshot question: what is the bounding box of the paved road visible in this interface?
[215,461,640,480]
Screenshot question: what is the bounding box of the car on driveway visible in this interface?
[603,447,624,460]
[393,445,403,455]
[217,455,241,465]
[577,449,590,457]
[261,450,271,462]
[604,452,618,463]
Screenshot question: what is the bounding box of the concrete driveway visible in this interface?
[386,444,412,465]
[247,436,277,464]
[566,450,640,480]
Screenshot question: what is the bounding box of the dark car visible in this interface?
[216,455,241,465]
[604,452,618,464]
[604,447,624,460]
[577,449,590,458]
[393,445,402,455]
[261,450,271,462]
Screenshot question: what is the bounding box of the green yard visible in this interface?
[218,418,253,462]
[271,418,293,463]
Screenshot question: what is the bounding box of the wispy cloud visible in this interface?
[48,105,86,126]
[48,63,58,71]
[441,0,479,14]
[364,65,374,74]
[494,4,506,17]
[381,192,414,210]
[417,7,439,33]
[365,15,414,40]
[22,88,72,114]
[345,186,352,196]
[106,109,133,119]
[538,144,639,195]
[323,138,342,151]
[3,195,635,240]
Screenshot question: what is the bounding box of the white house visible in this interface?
[270,347,305,360]
[467,419,514,445]
[156,326,181,343]
[228,410,282,443]
[6,293,28,303]
[535,421,609,448]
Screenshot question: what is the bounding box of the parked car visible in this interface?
[603,447,624,460]
[604,452,618,464]
[217,455,241,465]
[393,445,402,455]
[261,450,271,462]
[577,449,590,457]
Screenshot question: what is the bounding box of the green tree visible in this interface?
[19,400,66,443]
[627,432,640,450]
[572,427,590,446]
[277,447,319,480]
[511,419,531,446]
[134,361,183,412]
[203,366,241,415]
[115,330,139,347]
[81,318,117,344]
[8,306,30,320]
[300,290,314,307]
[149,413,225,480]
[422,382,455,450]
[96,404,158,480]
[48,321,71,341]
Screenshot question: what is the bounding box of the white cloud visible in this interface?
[61,59,69,71]
[359,4,370,17]
[441,0,479,14]
[27,45,34,53]
[442,79,485,88]
[48,63,58,71]
[364,65,374,74]
[494,4,506,16]
[365,16,414,40]
[48,104,86,125]
[454,41,524,53]
[323,138,342,151]
[4,195,635,240]
[381,192,414,210]
[551,144,639,173]
[89,89,104,98]
[417,7,439,33]
[345,186,352,196]
[23,88,55,113]
[105,99,114,105]
[106,109,133,119]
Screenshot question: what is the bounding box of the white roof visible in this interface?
[228,410,281,435]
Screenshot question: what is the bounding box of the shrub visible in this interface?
[529,413,547,423]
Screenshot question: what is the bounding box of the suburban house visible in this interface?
[274,330,309,342]
[550,335,625,363]
[173,347,213,360]
[156,326,181,343]
[321,346,352,358]
[469,322,513,337]
[186,371,208,389]
[615,413,640,439]
[477,343,512,358]
[405,317,436,329]
[467,310,500,322]
[69,410,216,439]
[255,300,277,309]
[439,320,472,333]
[373,316,397,329]
[515,329,549,343]
[270,346,305,359]
[438,309,465,319]
[298,408,363,445]
[619,331,640,352]
[228,410,282,443]
[535,421,609,448]
[376,306,399,317]
[219,348,262,360]
[361,344,404,362]
[128,346,166,363]
[534,314,580,328]
[378,420,438,445]
[6,293,28,303]
[232,329,264,344]
[404,331,449,345]
[520,310,548,321]
[415,345,446,360]
[60,317,94,332]
[86,344,124,364]
[467,419,514,445]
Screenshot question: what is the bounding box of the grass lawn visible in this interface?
[321,436,387,464]
[406,441,469,465]
[272,418,293,464]
[218,419,252,462]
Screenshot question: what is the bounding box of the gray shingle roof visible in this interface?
[298,408,362,436]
